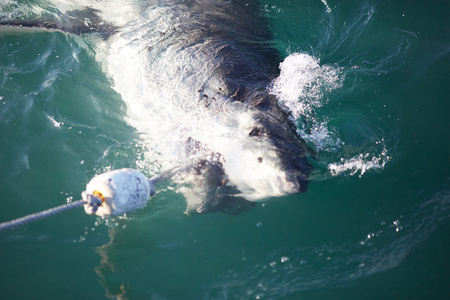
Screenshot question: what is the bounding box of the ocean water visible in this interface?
[0,0,449,299]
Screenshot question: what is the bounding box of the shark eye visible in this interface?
[249,127,262,137]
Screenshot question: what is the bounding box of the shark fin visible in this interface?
[0,8,118,37]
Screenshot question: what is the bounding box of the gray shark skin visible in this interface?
[0,7,118,36]
[0,0,314,213]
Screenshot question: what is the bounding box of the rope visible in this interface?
[0,200,85,232]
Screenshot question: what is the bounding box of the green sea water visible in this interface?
[0,0,449,299]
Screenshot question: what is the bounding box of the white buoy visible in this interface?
[82,168,155,217]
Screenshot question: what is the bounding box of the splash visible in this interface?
[268,53,345,153]
[268,53,343,119]
[268,52,394,177]
[328,147,391,177]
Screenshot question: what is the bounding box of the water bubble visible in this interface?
[280,256,289,263]
[256,222,263,227]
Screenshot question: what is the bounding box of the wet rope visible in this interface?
[0,200,85,232]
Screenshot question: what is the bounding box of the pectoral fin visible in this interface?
[0,8,117,37]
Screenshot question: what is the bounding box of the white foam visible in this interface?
[328,147,391,177]
[42,0,137,26]
[268,53,343,118]
[0,0,33,19]
[268,53,344,152]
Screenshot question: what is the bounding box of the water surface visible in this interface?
[0,0,449,299]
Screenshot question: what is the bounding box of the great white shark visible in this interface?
[1,0,314,214]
